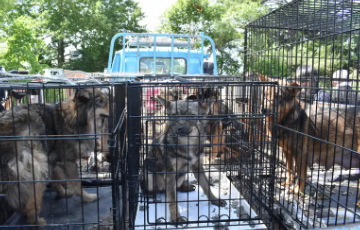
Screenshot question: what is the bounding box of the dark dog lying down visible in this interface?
[0,88,109,225]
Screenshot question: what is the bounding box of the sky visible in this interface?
[136,0,178,32]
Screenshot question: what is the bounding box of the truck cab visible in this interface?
[107,33,217,77]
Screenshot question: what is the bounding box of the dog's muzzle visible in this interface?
[261,108,268,114]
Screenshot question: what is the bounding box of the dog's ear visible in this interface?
[199,100,214,115]
[289,82,301,97]
[75,89,92,103]
[258,74,269,82]
[156,95,170,108]
[204,88,219,98]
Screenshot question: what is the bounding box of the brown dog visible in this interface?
[259,74,360,194]
[0,88,109,225]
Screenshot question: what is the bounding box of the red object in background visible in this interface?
[144,88,190,114]
[194,5,202,12]
[145,88,160,113]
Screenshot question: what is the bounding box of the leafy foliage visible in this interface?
[249,29,360,80]
[159,0,268,75]
[1,15,47,73]
[0,0,145,73]
[0,0,14,25]
[63,0,146,72]
[159,0,224,36]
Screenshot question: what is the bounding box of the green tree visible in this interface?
[159,0,268,75]
[0,0,145,72]
[0,0,15,25]
[63,0,146,71]
[36,0,145,71]
[159,0,224,36]
[1,15,47,73]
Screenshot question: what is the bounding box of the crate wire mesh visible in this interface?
[245,0,360,228]
[0,81,126,230]
[126,81,278,229]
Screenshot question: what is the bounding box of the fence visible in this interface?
[245,0,360,228]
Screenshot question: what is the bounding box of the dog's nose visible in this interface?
[178,125,185,132]
[100,113,109,118]
[262,108,268,114]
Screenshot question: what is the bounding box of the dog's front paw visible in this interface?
[58,190,74,198]
[289,186,300,194]
[28,217,46,225]
[178,184,196,192]
[37,217,47,225]
[83,193,99,202]
[171,216,187,227]
[357,200,360,208]
[211,199,227,207]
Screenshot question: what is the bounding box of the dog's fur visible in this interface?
[155,87,244,160]
[0,88,109,225]
[259,75,360,194]
[144,97,226,223]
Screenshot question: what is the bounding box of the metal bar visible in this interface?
[153,36,157,76]
[122,33,126,73]
[126,83,142,229]
[200,32,204,74]
[187,36,190,75]
[137,35,140,73]
[244,27,248,81]
[171,36,174,76]
[111,83,126,230]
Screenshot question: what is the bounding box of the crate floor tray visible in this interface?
[135,167,267,230]
[4,186,114,230]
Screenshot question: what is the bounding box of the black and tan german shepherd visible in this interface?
[259,74,360,195]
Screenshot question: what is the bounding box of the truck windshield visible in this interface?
[140,57,186,74]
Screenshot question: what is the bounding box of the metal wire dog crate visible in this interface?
[126,81,278,229]
[0,81,126,230]
[245,0,360,228]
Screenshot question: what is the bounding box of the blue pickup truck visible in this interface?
[106,32,219,113]
[107,32,218,77]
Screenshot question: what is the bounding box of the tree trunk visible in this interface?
[57,39,65,67]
